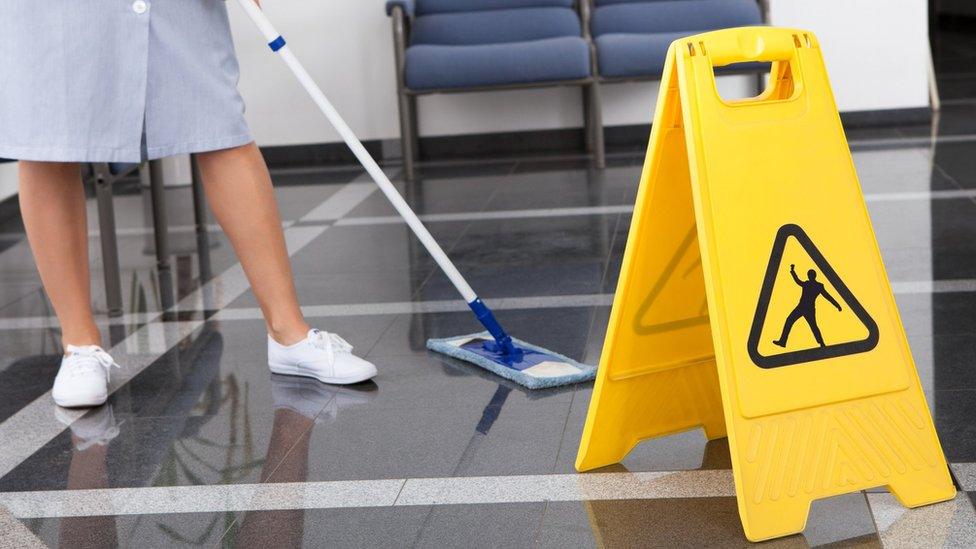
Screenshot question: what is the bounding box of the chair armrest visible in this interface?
[385,0,415,18]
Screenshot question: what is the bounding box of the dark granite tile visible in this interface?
[229,269,432,309]
[933,141,976,189]
[224,502,544,549]
[417,261,607,301]
[23,511,237,548]
[934,389,976,462]
[446,214,618,269]
[286,221,468,275]
[268,379,571,481]
[344,173,503,218]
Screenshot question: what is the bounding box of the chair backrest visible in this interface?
[415,0,574,15]
[411,0,582,46]
[590,0,761,36]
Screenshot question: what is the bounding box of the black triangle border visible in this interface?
[746,224,879,369]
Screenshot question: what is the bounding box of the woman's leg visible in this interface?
[196,143,310,344]
[19,162,101,349]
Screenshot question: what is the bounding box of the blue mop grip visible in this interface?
[467,298,520,356]
[268,36,287,52]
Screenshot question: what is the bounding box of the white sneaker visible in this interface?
[268,329,377,385]
[52,345,120,408]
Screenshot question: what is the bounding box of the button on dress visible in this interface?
[0,0,253,162]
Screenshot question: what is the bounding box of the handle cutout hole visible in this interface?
[712,62,773,101]
[712,60,797,103]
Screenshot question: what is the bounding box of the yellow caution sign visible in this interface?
[576,27,955,541]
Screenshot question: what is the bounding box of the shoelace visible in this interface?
[308,329,353,358]
[63,345,121,379]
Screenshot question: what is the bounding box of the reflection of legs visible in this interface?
[60,435,118,548]
[773,308,803,347]
[804,312,825,347]
[236,408,312,548]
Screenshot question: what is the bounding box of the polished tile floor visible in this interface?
[1,109,976,548]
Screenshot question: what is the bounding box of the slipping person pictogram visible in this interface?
[772,264,842,348]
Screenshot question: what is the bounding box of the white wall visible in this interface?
[0,163,16,203]
[229,0,931,148]
[769,0,930,112]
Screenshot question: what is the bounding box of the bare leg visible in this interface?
[19,162,101,349]
[196,143,310,344]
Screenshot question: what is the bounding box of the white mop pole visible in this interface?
[234,0,523,354]
[232,0,477,304]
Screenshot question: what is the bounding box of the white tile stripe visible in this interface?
[863,189,976,203]
[0,504,45,548]
[950,463,976,491]
[299,182,378,221]
[334,205,634,226]
[208,279,976,322]
[0,470,734,519]
[0,179,380,480]
[213,293,616,321]
[889,279,976,295]
[867,492,976,548]
[321,189,976,227]
[1,278,973,330]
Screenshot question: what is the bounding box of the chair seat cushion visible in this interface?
[591,0,762,36]
[405,36,591,90]
[595,33,683,78]
[596,33,766,78]
[411,7,581,46]
[109,163,139,176]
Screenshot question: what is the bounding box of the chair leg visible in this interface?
[587,82,606,169]
[408,95,421,162]
[147,160,170,271]
[398,91,416,182]
[93,166,124,318]
[582,85,594,154]
[146,160,176,311]
[189,154,213,282]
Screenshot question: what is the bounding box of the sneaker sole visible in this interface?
[53,393,108,408]
[268,363,376,385]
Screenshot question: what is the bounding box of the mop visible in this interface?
[234,0,595,389]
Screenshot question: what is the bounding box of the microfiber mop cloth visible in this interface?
[427,332,596,390]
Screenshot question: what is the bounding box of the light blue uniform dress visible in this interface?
[0,0,252,162]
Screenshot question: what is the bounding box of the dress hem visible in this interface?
[0,133,254,163]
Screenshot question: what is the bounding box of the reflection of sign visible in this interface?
[747,224,878,368]
[634,226,709,335]
[576,27,954,543]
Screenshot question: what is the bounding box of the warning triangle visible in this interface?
[747,224,879,368]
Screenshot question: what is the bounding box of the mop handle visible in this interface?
[233,0,478,304]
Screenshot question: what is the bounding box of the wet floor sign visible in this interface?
[575,27,956,541]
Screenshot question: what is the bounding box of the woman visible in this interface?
[0,0,376,408]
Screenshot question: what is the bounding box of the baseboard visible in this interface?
[258,106,931,168]
[839,107,932,127]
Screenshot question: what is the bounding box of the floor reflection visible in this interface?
[233,377,377,548]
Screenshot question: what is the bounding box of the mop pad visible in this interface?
[427,332,596,390]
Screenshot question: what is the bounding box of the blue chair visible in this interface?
[385,0,604,181]
[589,0,767,81]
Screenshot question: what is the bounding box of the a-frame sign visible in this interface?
[576,27,955,542]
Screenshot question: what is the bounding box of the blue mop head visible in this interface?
[426,332,596,390]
